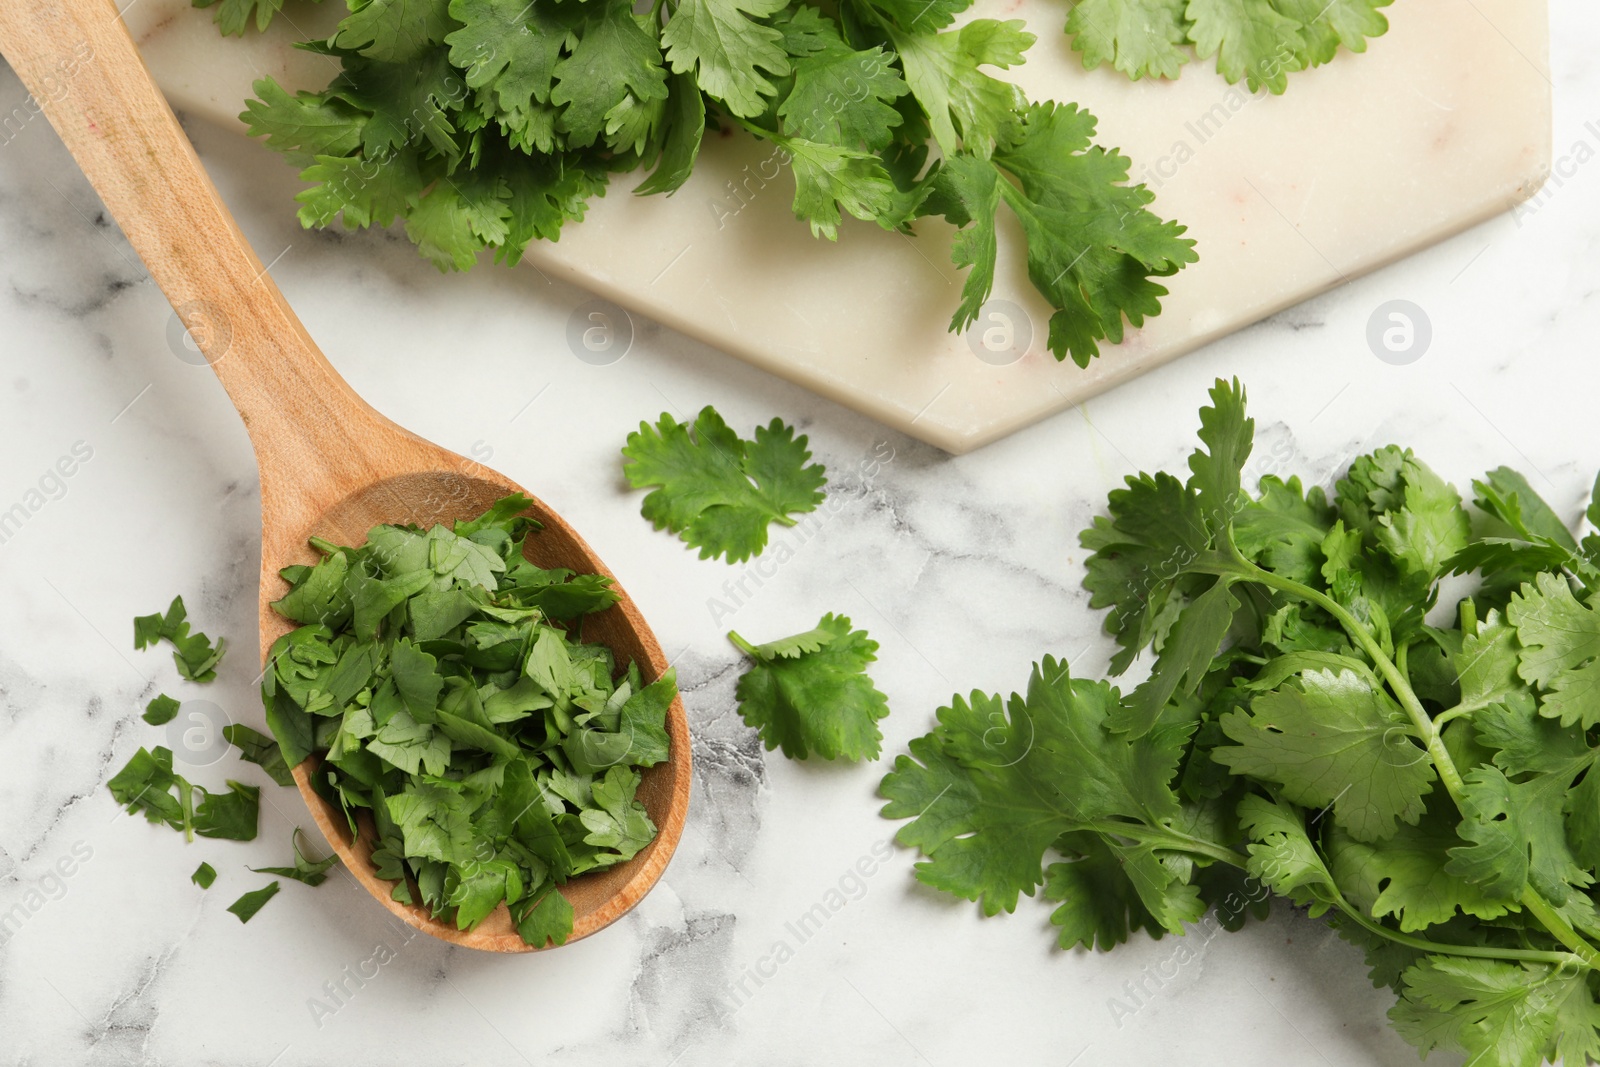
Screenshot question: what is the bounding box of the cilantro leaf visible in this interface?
[729,614,889,761]
[1064,0,1189,80]
[192,862,217,889]
[1185,0,1305,93]
[550,3,669,149]
[880,656,1191,918]
[1062,0,1391,92]
[635,71,706,196]
[1507,571,1600,729]
[515,888,574,948]
[777,38,907,151]
[1391,956,1600,1067]
[227,881,282,923]
[334,0,456,63]
[445,0,576,132]
[1216,668,1434,842]
[775,135,909,240]
[1327,794,1516,931]
[1044,831,1206,949]
[133,596,227,681]
[192,0,315,35]
[660,0,790,117]
[1446,763,1594,906]
[239,78,367,168]
[622,406,827,562]
[1272,0,1392,68]
[892,19,1031,159]
[579,766,657,861]
[1236,794,1341,915]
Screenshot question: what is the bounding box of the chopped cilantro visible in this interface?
[133,595,227,681]
[251,829,341,886]
[227,881,281,923]
[259,493,676,947]
[223,723,296,787]
[108,747,260,843]
[143,693,181,725]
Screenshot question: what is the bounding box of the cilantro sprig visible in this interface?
[205,0,1197,364]
[260,492,676,948]
[882,379,1600,1065]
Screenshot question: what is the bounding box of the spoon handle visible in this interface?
[0,0,399,489]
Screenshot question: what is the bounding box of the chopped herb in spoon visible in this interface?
[261,493,676,948]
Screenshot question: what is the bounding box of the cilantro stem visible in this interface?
[1097,813,1589,968]
[727,631,761,659]
[1214,550,1600,971]
[1213,555,1458,792]
[1081,820,1248,869]
[1332,899,1588,969]
[177,779,195,843]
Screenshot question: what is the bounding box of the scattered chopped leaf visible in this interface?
[133,595,227,681]
[227,881,281,923]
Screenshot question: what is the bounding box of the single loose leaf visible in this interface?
[622,406,827,562]
[730,614,889,761]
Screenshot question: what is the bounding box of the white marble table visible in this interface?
[0,2,1595,1062]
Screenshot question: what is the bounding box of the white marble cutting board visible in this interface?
[124,0,1550,453]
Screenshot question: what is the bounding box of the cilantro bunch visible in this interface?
[210,0,1197,364]
[882,380,1600,1066]
[261,493,677,948]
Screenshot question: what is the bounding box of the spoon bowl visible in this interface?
[270,469,691,951]
[0,0,690,951]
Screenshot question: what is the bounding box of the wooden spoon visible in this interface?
[0,0,690,952]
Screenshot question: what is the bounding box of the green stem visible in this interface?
[1333,897,1586,969]
[1220,557,1464,796]
[1214,551,1600,970]
[1521,890,1600,970]
[1094,818,1587,968]
[1080,820,1248,869]
[177,779,194,843]
[727,631,760,659]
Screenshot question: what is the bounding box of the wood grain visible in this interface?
[0,0,690,952]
